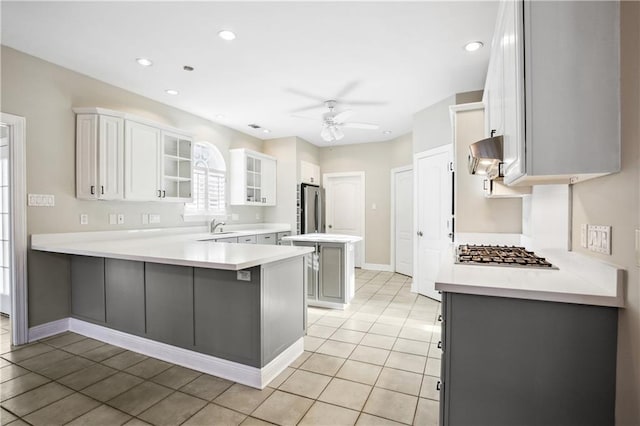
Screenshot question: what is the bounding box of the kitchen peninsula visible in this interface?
[30,227,314,389]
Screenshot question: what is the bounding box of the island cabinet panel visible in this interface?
[145,263,194,348]
[318,244,344,303]
[262,257,305,365]
[193,267,261,367]
[440,292,617,426]
[71,256,106,323]
[105,259,145,336]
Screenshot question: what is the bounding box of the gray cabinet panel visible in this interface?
[145,263,194,348]
[262,257,305,365]
[257,233,276,245]
[441,293,617,426]
[193,267,261,367]
[28,250,71,327]
[71,256,105,323]
[318,243,344,303]
[105,259,145,335]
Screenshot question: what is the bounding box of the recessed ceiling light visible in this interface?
[136,57,153,67]
[165,89,179,95]
[263,129,271,134]
[383,130,392,135]
[464,41,484,52]
[218,30,236,41]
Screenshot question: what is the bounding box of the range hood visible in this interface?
[468,135,503,179]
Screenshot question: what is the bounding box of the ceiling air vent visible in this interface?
[248,124,261,129]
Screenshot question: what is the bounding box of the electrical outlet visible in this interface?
[255,213,261,220]
[80,214,88,225]
[372,203,377,210]
[149,214,160,224]
[587,225,612,255]
[237,270,251,281]
[141,214,149,225]
[232,213,239,221]
[109,213,117,225]
[635,229,640,267]
[117,214,125,225]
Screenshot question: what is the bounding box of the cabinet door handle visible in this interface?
[417,231,423,237]
[438,314,442,322]
[90,185,95,195]
[437,341,442,349]
[100,186,104,195]
[436,381,441,391]
[157,190,162,198]
[162,190,166,198]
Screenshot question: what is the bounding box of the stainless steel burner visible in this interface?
[455,244,557,269]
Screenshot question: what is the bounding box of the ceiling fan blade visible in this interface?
[333,110,354,123]
[342,100,388,107]
[335,81,359,100]
[285,88,327,103]
[290,104,325,113]
[342,122,380,130]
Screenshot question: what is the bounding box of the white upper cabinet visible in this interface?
[124,120,162,201]
[229,148,277,206]
[300,161,320,185]
[75,107,193,202]
[484,0,620,185]
[75,112,124,200]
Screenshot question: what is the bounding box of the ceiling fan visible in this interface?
[296,100,380,142]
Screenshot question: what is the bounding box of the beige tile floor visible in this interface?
[0,270,441,425]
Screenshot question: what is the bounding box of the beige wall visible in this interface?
[571,3,640,422]
[454,108,522,234]
[263,137,298,231]
[320,134,412,265]
[1,46,266,236]
[413,95,456,153]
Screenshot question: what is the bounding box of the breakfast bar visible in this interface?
[30,228,314,389]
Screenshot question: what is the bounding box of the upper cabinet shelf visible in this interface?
[229,148,277,206]
[74,107,193,202]
[483,0,620,186]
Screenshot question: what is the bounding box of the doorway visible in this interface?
[0,113,28,346]
[414,145,453,301]
[391,166,413,276]
[323,172,365,267]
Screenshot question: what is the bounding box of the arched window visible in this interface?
[184,142,226,216]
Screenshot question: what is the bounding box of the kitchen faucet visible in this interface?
[210,218,226,234]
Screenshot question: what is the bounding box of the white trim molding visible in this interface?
[362,263,393,272]
[62,318,301,389]
[1,112,28,346]
[28,318,69,342]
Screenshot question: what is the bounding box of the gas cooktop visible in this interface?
[456,244,557,269]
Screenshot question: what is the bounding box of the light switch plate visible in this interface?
[80,214,88,225]
[27,193,55,207]
[109,214,117,225]
[149,214,160,224]
[587,225,612,255]
[580,224,588,248]
[117,214,125,225]
[141,214,149,225]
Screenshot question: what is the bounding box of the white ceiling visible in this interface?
[1,1,498,146]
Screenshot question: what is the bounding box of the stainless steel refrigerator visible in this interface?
[299,183,325,234]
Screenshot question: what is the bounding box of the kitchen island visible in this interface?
[30,227,314,389]
[434,243,625,426]
[282,233,362,310]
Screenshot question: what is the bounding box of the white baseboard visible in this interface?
[67,318,301,389]
[362,263,393,272]
[410,280,417,293]
[28,318,69,342]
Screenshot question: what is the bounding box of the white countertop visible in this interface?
[31,225,313,271]
[282,233,363,243]
[435,244,625,308]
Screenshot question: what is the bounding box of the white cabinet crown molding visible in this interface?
[72,107,193,137]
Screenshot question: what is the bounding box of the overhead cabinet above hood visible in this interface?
[468,135,503,179]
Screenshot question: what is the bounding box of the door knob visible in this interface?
[417,231,423,236]
[328,225,332,229]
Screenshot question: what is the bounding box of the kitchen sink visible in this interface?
[197,232,236,241]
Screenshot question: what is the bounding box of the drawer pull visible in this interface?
[437,341,442,349]
[436,381,441,391]
[438,314,442,322]
[90,185,95,195]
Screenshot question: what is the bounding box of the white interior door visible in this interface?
[324,173,364,268]
[393,167,413,276]
[414,145,453,301]
[0,124,10,315]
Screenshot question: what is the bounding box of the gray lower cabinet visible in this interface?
[317,243,344,304]
[440,292,617,426]
[71,256,105,323]
[194,267,261,367]
[257,233,276,245]
[105,259,145,335]
[145,263,194,349]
